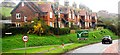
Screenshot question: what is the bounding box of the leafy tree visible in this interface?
[27,18,50,36]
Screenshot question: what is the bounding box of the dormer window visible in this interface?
[16,13,21,19]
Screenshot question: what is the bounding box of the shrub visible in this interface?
[70,25,79,30]
[50,27,70,35]
[2,27,29,37]
[105,24,118,35]
[27,18,51,36]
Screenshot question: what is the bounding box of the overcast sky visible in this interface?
[0,0,120,14]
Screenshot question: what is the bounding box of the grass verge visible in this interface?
[2,29,118,53]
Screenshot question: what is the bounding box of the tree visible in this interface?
[27,18,50,36]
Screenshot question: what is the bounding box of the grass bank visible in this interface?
[2,29,118,53]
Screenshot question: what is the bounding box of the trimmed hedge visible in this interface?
[2,27,29,37]
[2,26,70,37]
[50,27,70,35]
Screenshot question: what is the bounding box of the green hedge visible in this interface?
[2,27,30,37]
[2,26,70,37]
[50,27,70,35]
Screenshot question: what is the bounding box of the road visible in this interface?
[63,40,119,55]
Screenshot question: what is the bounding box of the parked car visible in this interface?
[102,35,112,44]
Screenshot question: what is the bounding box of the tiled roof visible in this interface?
[28,2,52,12]
[59,6,70,14]
[38,3,52,12]
[28,2,40,12]
[11,2,53,14]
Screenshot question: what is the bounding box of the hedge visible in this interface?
[2,26,70,37]
[50,27,70,35]
[2,27,29,37]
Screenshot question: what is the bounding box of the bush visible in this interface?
[70,25,79,30]
[2,27,29,37]
[105,24,118,35]
[50,27,70,35]
[26,18,51,36]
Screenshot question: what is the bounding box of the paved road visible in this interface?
[67,40,119,53]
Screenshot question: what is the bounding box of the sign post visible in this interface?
[22,36,29,54]
[62,43,64,49]
[25,42,26,54]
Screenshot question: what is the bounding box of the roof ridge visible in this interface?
[25,2,37,12]
[28,2,40,12]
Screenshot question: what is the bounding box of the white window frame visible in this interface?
[77,22,80,25]
[87,22,89,27]
[69,22,71,27]
[69,13,71,18]
[72,14,75,19]
[50,22,53,27]
[58,13,60,18]
[58,22,61,28]
[24,16,27,22]
[50,12,52,18]
[85,22,89,27]
[16,23,20,27]
[16,13,21,19]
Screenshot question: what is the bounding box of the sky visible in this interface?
[0,0,120,14]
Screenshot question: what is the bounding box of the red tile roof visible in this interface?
[38,3,52,12]
[11,2,53,14]
[59,6,70,14]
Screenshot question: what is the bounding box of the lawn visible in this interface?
[2,34,78,52]
[0,7,13,17]
[2,29,118,53]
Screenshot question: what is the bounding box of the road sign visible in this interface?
[22,36,28,42]
[22,35,29,54]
